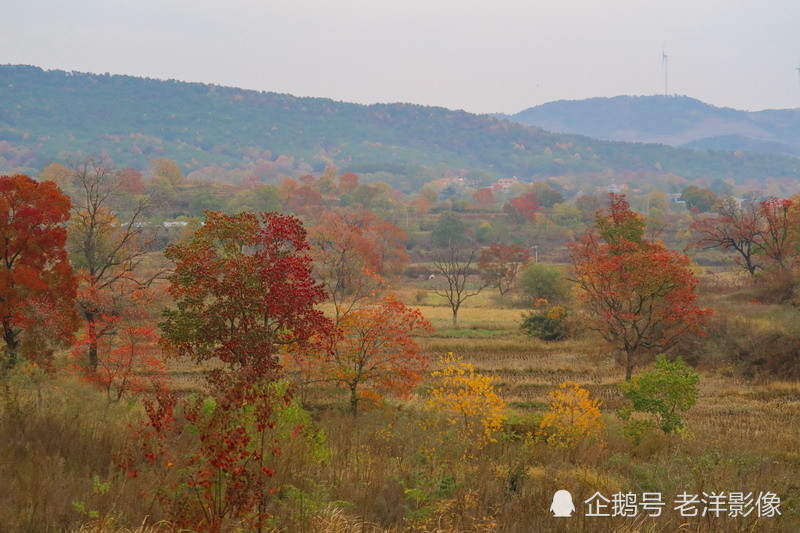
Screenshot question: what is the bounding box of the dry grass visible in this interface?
[4,281,800,532]
[73,520,179,533]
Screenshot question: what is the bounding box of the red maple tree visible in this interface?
[571,195,712,380]
[0,174,78,369]
[136,210,333,530]
[161,210,331,376]
[504,192,539,223]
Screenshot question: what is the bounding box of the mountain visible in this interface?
[505,95,800,158]
[1,66,799,190]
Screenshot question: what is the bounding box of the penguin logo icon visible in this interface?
[550,489,576,517]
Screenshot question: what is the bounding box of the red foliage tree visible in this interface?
[66,155,160,373]
[691,197,764,276]
[596,193,646,246]
[307,207,408,322]
[472,188,495,210]
[757,197,796,271]
[571,195,712,380]
[279,177,324,216]
[118,167,146,195]
[72,282,166,402]
[504,192,539,223]
[138,211,333,530]
[478,243,531,296]
[338,172,359,193]
[0,174,78,369]
[74,320,165,403]
[132,373,288,532]
[161,210,331,376]
[692,196,798,279]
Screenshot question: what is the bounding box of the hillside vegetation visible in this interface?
[507,95,800,157]
[2,66,799,188]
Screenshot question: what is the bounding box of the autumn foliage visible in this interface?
[0,174,78,369]
[161,210,331,376]
[140,210,335,531]
[692,196,800,279]
[66,156,158,373]
[539,381,604,447]
[289,295,431,413]
[571,194,712,380]
[132,376,294,532]
[426,353,505,450]
[307,207,408,321]
[331,296,431,413]
[691,196,765,276]
[71,281,165,402]
[478,243,530,296]
[503,192,540,224]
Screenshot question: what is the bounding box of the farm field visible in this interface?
[2,275,799,533]
[3,165,800,532]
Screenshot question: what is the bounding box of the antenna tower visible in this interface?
[794,59,800,106]
[662,46,669,96]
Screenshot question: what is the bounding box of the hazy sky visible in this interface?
[3,0,799,114]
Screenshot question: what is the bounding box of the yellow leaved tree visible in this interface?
[426,353,505,450]
[539,381,605,447]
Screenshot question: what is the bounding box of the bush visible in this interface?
[517,262,571,306]
[617,355,699,434]
[701,313,800,379]
[538,381,605,447]
[520,306,570,341]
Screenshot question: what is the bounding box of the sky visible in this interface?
[2,0,799,114]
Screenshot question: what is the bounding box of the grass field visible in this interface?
[2,277,799,532]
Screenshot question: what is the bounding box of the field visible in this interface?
[1,275,799,533]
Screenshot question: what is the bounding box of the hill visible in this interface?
[1,66,799,190]
[505,95,800,158]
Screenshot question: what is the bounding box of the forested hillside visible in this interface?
[507,95,800,157]
[2,65,799,189]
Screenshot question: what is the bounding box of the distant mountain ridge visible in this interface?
[1,66,799,189]
[504,95,800,157]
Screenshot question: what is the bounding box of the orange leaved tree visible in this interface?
[571,194,712,380]
[0,174,78,370]
[71,282,166,403]
[65,155,160,374]
[307,206,408,324]
[294,295,431,414]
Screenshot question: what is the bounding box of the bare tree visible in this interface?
[691,196,764,276]
[432,245,488,328]
[66,155,161,372]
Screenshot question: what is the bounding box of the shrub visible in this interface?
[425,353,505,451]
[520,306,570,341]
[539,381,605,447]
[517,262,571,306]
[617,355,699,434]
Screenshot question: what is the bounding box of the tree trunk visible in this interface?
[625,350,634,381]
[87,317,99,373]
[349,385,359,416]
[2,318,18,370]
